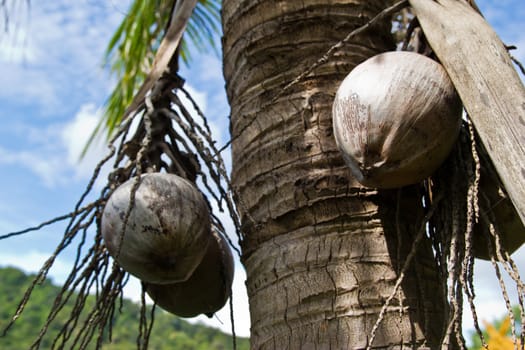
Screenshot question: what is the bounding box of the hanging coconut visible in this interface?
[332,51,463,188]
[101,173,211,284]
[145,228,234,318]
[472,150,525,260]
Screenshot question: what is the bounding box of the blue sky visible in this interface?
[0,0,524,341]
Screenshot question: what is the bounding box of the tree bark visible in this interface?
[410,0,525,225]
[222,1,446,348]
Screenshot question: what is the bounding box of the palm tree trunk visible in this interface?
[222,1,446,348]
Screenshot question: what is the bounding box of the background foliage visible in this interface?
[96,0,221,143]
[0,267,249,350]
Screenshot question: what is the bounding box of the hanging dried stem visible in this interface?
[428,118,525,350]
[481,200,525,348]
[1,55,241,350]
[137,283,156,349]
[429,125,474,349]
[442,177,466,350]
[460,117,486,349]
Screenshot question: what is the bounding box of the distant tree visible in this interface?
[0,267,249,350]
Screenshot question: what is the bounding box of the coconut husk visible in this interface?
[472,139,525,260]
[145,228,234,318]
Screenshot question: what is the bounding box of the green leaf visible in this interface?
[82,0,221,156]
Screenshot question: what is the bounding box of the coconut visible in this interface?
[332,51,463,188]
[101,173,211,284]
[145,228,234,318]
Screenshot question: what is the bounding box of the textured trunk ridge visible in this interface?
[222,1,446,348]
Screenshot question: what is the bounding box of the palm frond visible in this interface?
[83,0,221,155]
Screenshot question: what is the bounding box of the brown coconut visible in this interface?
[472,148,525,260]
[145,228,234,318]
[332,51,463,188]
[101,173,211,284]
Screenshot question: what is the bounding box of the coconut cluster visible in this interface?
[101,173,234,318]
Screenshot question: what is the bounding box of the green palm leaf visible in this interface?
[84,0,220,154]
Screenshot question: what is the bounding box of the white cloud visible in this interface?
[0,102,110,187]
[0,1,31,60]
[0,1,129,114]
[0,145,65,187]
[61,103,110,181]
[194,54,225,83]
[0,250,72,285]
[0,29,36,63]
[181,85,208,115]
[122,275,145,303]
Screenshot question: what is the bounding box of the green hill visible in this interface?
[0,266,249,349]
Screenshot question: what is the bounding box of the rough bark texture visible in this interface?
[222,1,446,348]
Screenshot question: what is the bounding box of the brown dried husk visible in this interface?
[333,51,463,188]
[473,142,525,260]
[145,228,234,318]
[101,173,211,284]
